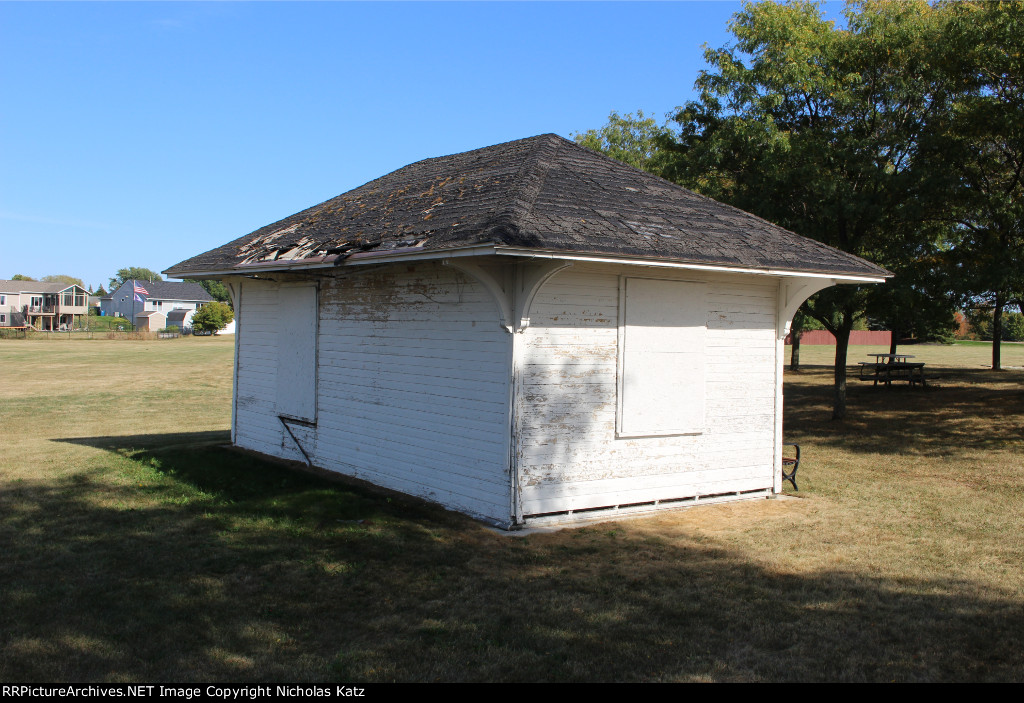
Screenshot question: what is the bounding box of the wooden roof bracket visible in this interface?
[443,258,573,333]
[224,280,241,311]
[777,276,837,340]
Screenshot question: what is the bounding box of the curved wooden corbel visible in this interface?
[777,277,836,339]
[444,259,573,333]
[513,260,573,332]
[443,260,515,332]
[224,280,241,311]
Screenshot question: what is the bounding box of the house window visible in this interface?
[616,277,707,437]
[0,295,5,305]
[0,314,6,324]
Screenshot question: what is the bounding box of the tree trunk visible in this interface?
[993,294,1004,371]
[790,331,801,371]
[832,323,854,421]
[889,326,898,355]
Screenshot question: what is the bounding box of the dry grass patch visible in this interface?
[1,338,1022,681]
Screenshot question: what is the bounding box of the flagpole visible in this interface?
[132,279,136,330]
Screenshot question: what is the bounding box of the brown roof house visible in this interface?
[0,280,89,330]
[166,134,889,529]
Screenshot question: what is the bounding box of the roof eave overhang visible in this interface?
[165,243,888,284]
[490,246,889,283]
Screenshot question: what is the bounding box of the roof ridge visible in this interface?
[485,134,563,244]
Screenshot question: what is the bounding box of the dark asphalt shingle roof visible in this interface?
[166,134,889,278]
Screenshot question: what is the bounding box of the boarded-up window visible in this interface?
[617,277,706,437]
[276,284,318,422]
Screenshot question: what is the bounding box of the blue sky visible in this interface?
[1,1,820,290]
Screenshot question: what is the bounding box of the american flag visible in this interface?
[133,282,149,296]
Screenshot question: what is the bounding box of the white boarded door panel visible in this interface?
[618,277,706,436]
[276,284,318,422]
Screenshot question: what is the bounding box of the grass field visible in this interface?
[1,336,1022,682]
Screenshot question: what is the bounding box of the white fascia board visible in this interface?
[490,247,888,284]
[165,243,887,284]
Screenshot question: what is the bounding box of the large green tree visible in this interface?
[198,279,232,306]
[109,267,162,290]
[41,274,84,288]
[584,1,958,419]
[673,1,961,419]
[572,111,674,176]
[924,1,1024,370]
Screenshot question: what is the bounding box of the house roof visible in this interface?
[166,133,890,279]
[112,280,214,302]
[136,311,165,318]
[0,280,85,294]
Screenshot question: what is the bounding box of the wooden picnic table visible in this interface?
[858,354,927,387]
[868,353,916,363]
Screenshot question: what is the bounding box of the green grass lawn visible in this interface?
[1,336,1022,682]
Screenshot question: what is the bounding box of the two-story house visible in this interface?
[0,280,90,330]
[100,280,214,327]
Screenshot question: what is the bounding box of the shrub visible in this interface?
[1003,312,1024,342]
[191,302,234,334]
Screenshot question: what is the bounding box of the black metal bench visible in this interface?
[782,444,800,491]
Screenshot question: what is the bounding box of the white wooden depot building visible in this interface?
[166,134,888,528]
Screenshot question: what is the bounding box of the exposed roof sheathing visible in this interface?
[166,134,889,279]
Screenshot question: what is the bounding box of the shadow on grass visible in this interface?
[52,432,444,528]
[0,432,1021,681]
[784,366,1024,455]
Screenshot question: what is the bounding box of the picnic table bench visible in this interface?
[782,444,800,491]
[858,354,927,387]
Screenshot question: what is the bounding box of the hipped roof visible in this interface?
[0,281,87,294]
[166,133,889,279]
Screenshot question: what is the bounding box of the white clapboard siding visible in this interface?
[310,263,511,524]
[517,263,777,518]
[233,267,513,525]
[234,280,296,462]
